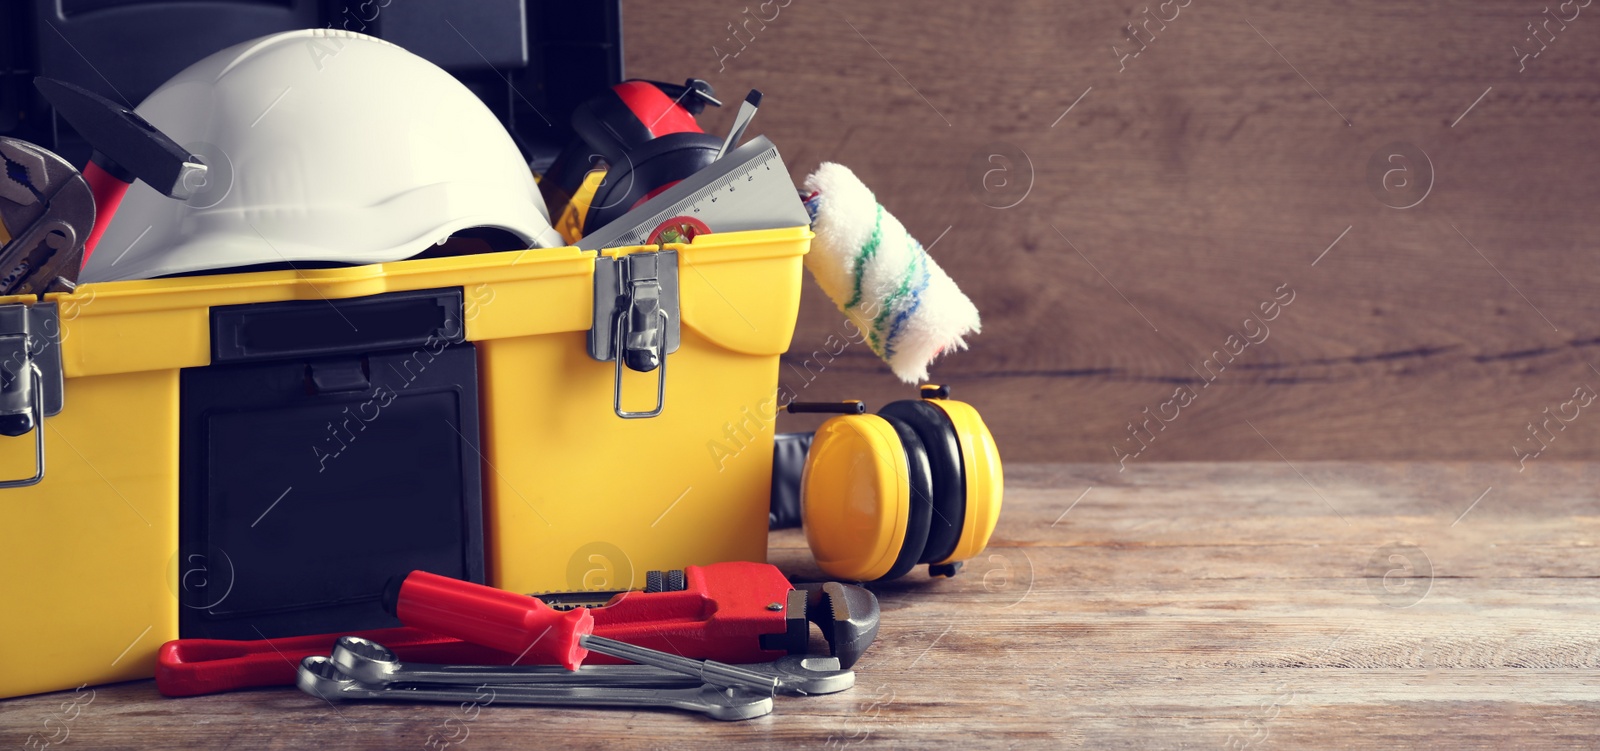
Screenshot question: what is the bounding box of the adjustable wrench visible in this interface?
[298,655,773,721]
[332,635,854,696]
[0,137,93,296]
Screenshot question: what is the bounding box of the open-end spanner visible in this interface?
[332,635,855,696]
[297,655,773,721]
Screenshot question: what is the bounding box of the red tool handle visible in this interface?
[81,160,129,265]
[395,571,594,670]
[155,627,512,697]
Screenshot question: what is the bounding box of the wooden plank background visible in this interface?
[624,0,1600,464]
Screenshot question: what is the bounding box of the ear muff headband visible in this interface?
[878,399,965,565]
[801,415,910,581]
[585,132,723,230]
[928,399,1003,565]
[554,169,607,244]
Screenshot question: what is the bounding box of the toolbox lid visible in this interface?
[47,226,809,378]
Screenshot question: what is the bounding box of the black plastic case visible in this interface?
[178,288,485,639]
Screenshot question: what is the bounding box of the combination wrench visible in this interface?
[331,635,855,696]
[298,655,773,722]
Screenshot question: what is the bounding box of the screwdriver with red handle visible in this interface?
[388,569,595,670]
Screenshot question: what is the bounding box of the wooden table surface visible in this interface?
[4,461,1598,749]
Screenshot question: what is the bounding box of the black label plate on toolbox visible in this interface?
[211,288,465,364]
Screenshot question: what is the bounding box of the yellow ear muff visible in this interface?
[553,168,608,245]
[800,414,910,581]
[926,397,1003,566]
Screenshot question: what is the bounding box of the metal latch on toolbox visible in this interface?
[588,250,680,419]
[0,302,64,488]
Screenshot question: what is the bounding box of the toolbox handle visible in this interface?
[0,362,46,489]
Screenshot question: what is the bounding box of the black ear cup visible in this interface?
[876,415,934,581]
[878,399,966,565]
[585,132,724,230]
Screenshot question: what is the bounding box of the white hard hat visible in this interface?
[82,29,565,283]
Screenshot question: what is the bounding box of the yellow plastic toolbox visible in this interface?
[0,225,810,699]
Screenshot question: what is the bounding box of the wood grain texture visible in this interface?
[2,461,1597,749]
[621,0,1600,463]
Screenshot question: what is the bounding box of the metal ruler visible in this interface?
[577,134,809,251]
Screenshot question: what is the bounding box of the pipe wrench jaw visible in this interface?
[789,582,880,670]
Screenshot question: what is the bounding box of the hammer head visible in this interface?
[33,77,205,200]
